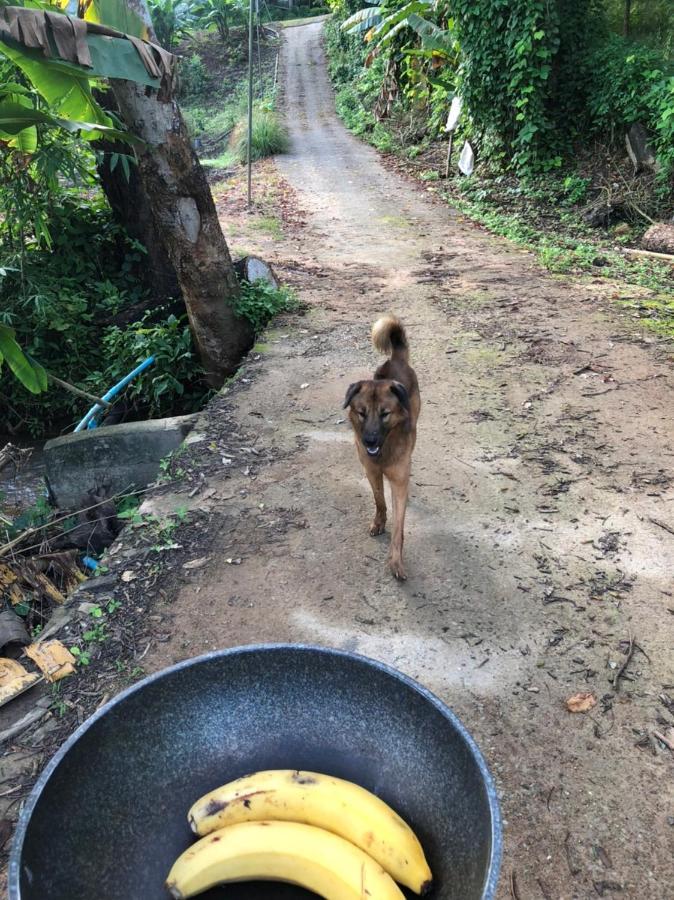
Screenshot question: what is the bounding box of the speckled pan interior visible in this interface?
[10,644,501,900]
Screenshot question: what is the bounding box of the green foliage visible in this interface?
[234,281,298,333]
[581,35,674,182]
[450,0,562,170]
[325,16,367,85]
[194,0,246,44]
[561,174,590,205]
[178,53,209,98]
[147,0,195,49]
[0,197,149,434]
[92,311,206,420]
[334,81,375,135]
[234,110,289,162]
[604,0,674,59]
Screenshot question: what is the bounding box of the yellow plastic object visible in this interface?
[0,658,40,707]
[25,640,76,682]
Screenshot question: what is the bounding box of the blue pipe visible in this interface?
[74,356,155,432]
[82,556,99,571]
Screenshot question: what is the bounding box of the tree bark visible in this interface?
[94,90,181,310]
[109,82,254,385]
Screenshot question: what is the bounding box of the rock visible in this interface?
[0,610,29,652]
[234,256,279,290]
[625,123,656,172]
[44,414,198,509]
[641,223,674,256]
[76,574,117,596]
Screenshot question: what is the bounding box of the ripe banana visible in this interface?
[188,769,432,894]
[166,819,406,900]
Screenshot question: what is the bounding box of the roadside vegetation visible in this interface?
[323,0,674,335]
[0,1,295,439]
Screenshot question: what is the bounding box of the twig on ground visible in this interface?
[612,632,635,691]
[509,869,522,900]
[453,455,477,470]
[564,830,581,875]
[649,517,674,537]
[653,730,674,751]
[623,248,674,265]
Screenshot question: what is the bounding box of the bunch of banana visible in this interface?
[166,769,433,899]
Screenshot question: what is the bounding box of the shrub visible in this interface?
[90,311,206,420]
[234,111,289,162]
[0,198,149,435]
[234,281,298,332]
[582,35,674,184]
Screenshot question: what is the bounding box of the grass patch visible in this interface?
[201,148,238,169]
[234,111,289,163]
[249,215,284,238]
[183,105,240,147]
[449,191,672,296]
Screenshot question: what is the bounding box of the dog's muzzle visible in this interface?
[363,435,381,457]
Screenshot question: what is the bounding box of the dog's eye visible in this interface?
[357,410,366,419]
[381,410,390,419]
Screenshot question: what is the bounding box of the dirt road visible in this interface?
[143,22,674,898]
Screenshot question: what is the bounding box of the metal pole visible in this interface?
[247,0,254,209]
[444,133,454,179]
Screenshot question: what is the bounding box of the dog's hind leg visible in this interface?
[365,467,387,536]
[388,472,409,580]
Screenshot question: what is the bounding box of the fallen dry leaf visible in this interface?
[121,570,136,583]
[566,691,597,713]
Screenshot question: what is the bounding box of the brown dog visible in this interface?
[344,316,420,580]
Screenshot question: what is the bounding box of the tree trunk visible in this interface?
[623,0,631,37]
[104,0,253,384]
[97,142,181,312]
[94,91,181,311]
[111,78,254,385]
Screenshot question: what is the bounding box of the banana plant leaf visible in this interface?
[342,8,383,35]
[81,0,149,40]
[0,38,111,124]
[369,0,432,40]
[407,13,458,56]
[0,98,141,144]
[0,325,48,395]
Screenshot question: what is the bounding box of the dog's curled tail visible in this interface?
[371,315,409,363]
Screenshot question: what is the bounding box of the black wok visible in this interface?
[9,644,501,899]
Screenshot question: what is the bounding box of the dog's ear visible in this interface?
[389,381,410,411]
[343,381,363,409]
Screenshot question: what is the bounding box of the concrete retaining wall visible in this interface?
[44,415,198,509]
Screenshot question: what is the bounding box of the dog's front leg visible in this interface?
[388,471,409,580]
[365,466,387,536]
